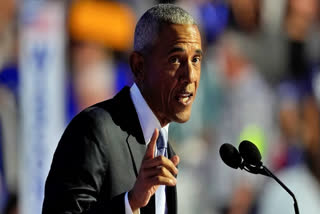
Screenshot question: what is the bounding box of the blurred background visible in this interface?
[0,0,320,213]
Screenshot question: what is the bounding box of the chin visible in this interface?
[173,111,192,123]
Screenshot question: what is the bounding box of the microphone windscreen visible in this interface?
[239,140,262,166]
[219,143,242,169]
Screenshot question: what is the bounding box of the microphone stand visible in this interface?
[220,142,300,214]
[262,166,300,214]
[240,163,300,214]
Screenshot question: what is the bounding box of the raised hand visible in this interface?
[128,128,180,212]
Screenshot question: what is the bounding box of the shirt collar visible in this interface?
[130,83,169,145]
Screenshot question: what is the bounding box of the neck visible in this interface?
[136,83,170,127]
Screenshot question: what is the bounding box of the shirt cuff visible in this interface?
[125,191,140,214]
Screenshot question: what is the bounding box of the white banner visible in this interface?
[19,1,65,214]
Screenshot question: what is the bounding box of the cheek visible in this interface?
[160,81,174,101]
[158,83,176,112]
[159,70,178,91]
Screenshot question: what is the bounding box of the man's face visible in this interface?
[140,24,202,126]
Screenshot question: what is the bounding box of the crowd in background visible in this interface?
[0,0,320,214]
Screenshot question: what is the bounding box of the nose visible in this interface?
[179,61,197,83]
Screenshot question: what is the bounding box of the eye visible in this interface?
[169,56,180,64]
[192,56,201,64]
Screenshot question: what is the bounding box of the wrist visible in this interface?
[128,190,139,212]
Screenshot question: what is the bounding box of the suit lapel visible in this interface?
[167,141,176,159]
[126,134,146,176]
[107,87,146,176]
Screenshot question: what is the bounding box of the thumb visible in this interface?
[144,128,159,160]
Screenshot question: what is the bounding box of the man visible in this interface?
[42,4,202,214]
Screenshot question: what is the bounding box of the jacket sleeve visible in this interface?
[42,109,126,214]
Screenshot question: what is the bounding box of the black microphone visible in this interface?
[219,143,242,169]
[219,141,300,214]
[238,140,269,176]
[239,140,262,166]
[219,142,265,175]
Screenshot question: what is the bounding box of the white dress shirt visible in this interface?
[124,83,169,214]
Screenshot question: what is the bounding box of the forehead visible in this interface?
[154,24,202,50]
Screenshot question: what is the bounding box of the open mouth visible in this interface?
[175,91,193,105]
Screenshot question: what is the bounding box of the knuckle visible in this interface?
[160,166,166,174]
[159,155,165,162]
[155,176,161,183]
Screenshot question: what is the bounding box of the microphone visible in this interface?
[219,143,242,169]
[239,140,262,166]
[219,141,300,214]
[219,141,267,175]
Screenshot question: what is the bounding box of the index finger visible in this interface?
[144,128,159,160]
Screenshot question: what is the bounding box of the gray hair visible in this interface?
[134,4,197,53]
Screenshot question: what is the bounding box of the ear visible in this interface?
[130,51,145,85]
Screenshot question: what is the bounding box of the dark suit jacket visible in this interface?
[42,86,177,214]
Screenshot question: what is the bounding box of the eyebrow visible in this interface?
[167,47,203,56]
[168,47,185,55]
[195,49,203,56]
